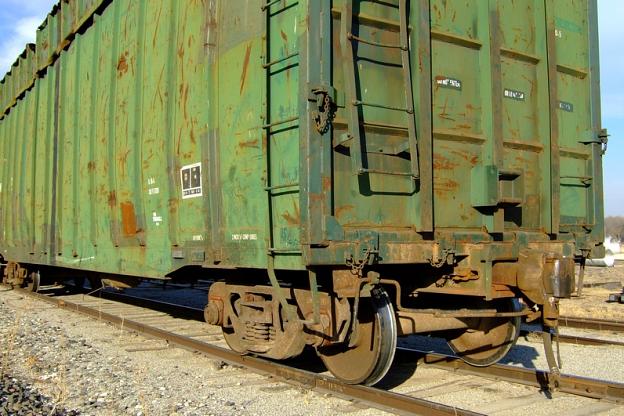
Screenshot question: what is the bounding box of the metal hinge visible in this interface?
[579,128,609,155]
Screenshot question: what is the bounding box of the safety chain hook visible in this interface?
[312,89,336,134]
[346,247,377,276]
[430,249,454,268]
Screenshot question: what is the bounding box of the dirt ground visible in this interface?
[559,261,624,320]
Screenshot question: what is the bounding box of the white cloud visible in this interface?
[2,0,57,16]
[0,0,56,76]
[0,16,43,75]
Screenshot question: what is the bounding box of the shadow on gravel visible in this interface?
[498,344,540,369]
[377,357,419,389]
[283,347,419,389]
[284,346,331,374]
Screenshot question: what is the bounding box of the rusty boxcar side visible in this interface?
[0,0,606,386]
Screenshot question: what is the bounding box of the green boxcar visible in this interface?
[0,0,605,385]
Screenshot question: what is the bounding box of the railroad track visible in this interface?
[400,348,624,403]
[519,326,624,348]
[6,285,624,413]
[71,288,624,400]
[10,287,480,416]
[559,316,624,333]
[539,316,624,348]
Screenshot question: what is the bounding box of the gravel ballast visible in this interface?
[0,373,79,416]
[0,290,389,416]
[1,262,624,416]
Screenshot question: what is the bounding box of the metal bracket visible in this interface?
[348,271,381,348]
[575,254,588,297]
[267,256,321,326]
[579,128,609,155]
[267,256,297,323]
[542,328,562,391]
[308,269,321,325]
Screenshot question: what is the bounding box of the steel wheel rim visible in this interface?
[222,327,247,354]
[26,271,40,293]
[447,298,521,367]
[318,287,397,386]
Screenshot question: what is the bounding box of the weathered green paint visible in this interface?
[0,1,605,287]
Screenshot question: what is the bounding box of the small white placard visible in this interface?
[180,162,203,199]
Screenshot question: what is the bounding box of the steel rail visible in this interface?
[22,286,623,406]
[554,333,624,347]
[519,329,624,348]
[398,348,624,403]
[96,290,206,321]
[14,288,481,416]
[559,316,624,333]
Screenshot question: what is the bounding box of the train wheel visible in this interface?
[73,276,86,290]
[446,298,521,367]
[317,287,397,386]
[222,327,247,354]
[25,271,41,292]
[88,276,102,291]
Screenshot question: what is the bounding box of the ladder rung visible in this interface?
[264,182,300,191]
[348,32,407,50]
[261,0,282,11]
[358,168,418,179]
[352,100,413,114]
[261,0,299,13]
[262,115,299,129]
[262,52,299,69]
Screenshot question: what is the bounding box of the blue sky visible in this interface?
[1,1,623,215]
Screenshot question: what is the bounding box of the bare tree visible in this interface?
[605,216,624,241]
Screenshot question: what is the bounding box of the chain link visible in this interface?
[346,247,373,275]
[314,93,335,134]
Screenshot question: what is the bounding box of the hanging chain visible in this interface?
[313,91,335,134]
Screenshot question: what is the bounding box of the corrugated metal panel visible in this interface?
[1,0,217,277]
[3,0,109,114]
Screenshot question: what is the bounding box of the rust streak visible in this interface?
[433,154,459,170]
[117,51,129,78]
[240,43,252,95]
[282,212,299,226]
[239,139,259,149]
[152,5,163,47]
[107,191,117,208]
[120,202,138,236]
[335,205,355,218]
